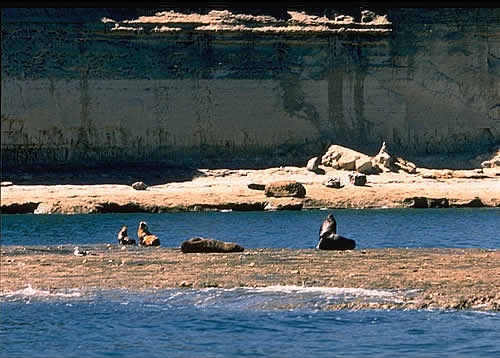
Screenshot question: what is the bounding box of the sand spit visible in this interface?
[1,245,499,311]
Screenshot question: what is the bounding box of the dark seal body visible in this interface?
[317,214,356,250]
[117,226,136,245]
[316,234,356,250]
[181,237,244,253]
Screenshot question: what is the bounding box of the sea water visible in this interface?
[1,208,499,248]
[1,209,499,357]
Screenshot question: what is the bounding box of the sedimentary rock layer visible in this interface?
[1,8,499,168]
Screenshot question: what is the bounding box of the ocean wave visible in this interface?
[0,284,82,301]
[0,284,403,308]
[245,285,396,298]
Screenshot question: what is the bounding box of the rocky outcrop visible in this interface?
[321,143,417,174]
[264,201,303,211]
[372,142,417,174]
[131,181,148,190]
[180,237,244,253]
[481,149,500,168]
[264,180,306,198]
[403,197,449,208]
[321,145,372,171]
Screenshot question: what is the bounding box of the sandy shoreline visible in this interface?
[2,165,499,311]
[1,166,499,214]
[2,245,499,311]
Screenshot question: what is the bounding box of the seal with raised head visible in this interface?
[137,221,160,247]
[117,226,136,245]
[319,214,337,239]
[316,214,356,250]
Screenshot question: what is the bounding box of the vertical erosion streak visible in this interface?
[277,42,321,141]
[328,37,346,144]
[327,68,345,141]
[354,67,368,147]
[77,76,92,161]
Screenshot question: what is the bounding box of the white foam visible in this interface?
[1,284,82,299]
[235,285,396,298]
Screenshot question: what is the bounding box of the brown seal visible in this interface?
[137,221,160,247]
[117,226,136,245]
[180,237,244,253]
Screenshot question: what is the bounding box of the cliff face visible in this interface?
[1,8,499,169]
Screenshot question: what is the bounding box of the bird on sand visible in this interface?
[73,246,89,256]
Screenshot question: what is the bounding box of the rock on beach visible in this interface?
[264,180,306,198]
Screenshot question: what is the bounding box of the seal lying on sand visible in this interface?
[181,237,244,253]
[137,221,160,247]
[117,226,136,245]
[316,214,356,250]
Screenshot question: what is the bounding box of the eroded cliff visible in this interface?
[1,8,499,169]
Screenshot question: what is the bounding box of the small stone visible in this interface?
[323,177,341,189]
[349,173,367,186]
[247,182,266,190]
[132,181,148,190]
[248,262,255,267]
[291,270,299,274]
[306,157,320,172]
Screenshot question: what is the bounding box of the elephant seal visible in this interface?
[316,214,356,250]
[180,237,244,253]
[137,221,160,247]
[117,226,136,245]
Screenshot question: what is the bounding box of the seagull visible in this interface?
[73,246,89,256]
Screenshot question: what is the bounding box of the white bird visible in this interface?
[73,246,88,256]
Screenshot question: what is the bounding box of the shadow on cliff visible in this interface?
[1,165,207,186]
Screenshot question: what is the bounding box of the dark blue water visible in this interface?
[1,287,499,357]
[1,209,499,357]
[1,208,499,248]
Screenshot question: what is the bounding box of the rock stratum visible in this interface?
[1,8,499,169]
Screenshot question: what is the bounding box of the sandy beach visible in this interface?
[1,165,499,214]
